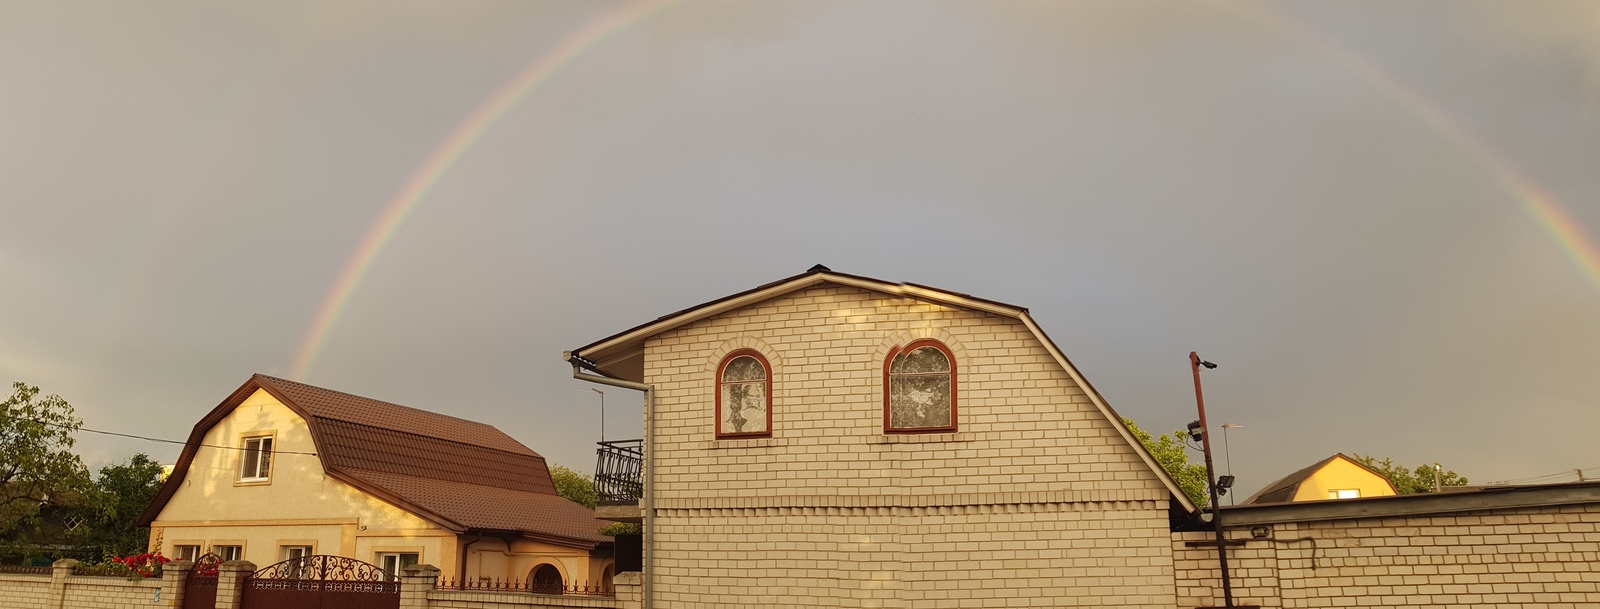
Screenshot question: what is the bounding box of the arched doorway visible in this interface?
[601,563,615,590]
[530,563,564,594]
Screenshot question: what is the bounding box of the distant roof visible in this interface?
[1241,453,1396,505]
[1222,479,1600,526]
[564,265,1201,515]
[140,374,605,547]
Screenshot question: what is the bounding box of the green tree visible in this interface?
[1124,418,1210,507]
[0,383,92,533]
[1352,454,1468,494]
[549,464,639,536]
[86,454,165,556]
[550,464,598,509]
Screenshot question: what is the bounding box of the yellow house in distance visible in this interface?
[138,374,612,587]
[1242,452,1399,504]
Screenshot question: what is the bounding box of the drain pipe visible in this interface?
[565,352,654,609]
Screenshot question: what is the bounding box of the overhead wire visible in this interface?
[0,414,318,456]
[1485,466,1600,486]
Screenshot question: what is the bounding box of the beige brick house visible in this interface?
[138,374,612,587]
[566,266,1198,608]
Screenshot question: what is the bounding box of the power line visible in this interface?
[1486,466,1600,486]
[2,415,318,457]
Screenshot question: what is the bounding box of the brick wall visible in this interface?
[61,576,163,608]
[0,574,51,609]
[644,284,1178,608]
[1174,503,1600,608]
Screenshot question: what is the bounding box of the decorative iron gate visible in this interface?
[241,555,400,609]
[183,553,221,609]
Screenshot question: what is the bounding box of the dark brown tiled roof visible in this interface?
[140,375,600,547]
[314,418,555,495]
[342,469,607,544]
[255,375,534,455]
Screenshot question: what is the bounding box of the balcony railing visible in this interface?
[595,439,643,504]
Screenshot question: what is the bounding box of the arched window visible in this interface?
[884,340,956,432]
[530,563,564,594]
[717,350,771,438]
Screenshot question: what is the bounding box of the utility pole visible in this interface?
[1190,351,1233,608]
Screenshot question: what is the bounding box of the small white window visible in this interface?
[281,545,313,561]
[173,545,201,561]
[239,436,274,482]
[214,545,242,562]
[1328,489,1360,499]
[377,552,419,579]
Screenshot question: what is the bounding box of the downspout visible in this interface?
[565,353,654,609]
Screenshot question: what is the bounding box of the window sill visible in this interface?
[873,432,968,444]
[233,479,272,487]
[707,437,788,450]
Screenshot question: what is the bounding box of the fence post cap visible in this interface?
[50,558,78,568]
[401,564,441,577]
[219,560,256,572]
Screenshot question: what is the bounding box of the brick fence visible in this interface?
[1175,502,1600,608]
[0,559,641,609]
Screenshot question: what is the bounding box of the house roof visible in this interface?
[1241,453,1397,505]
[139,374,605,548]
[1222,479,1600,526]
[564,265,1200,514]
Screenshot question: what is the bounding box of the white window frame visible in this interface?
[376,552,420,579]
[280,545,313,561]
[173,544,201,562]
[214,545,243,562]
[1328,489,1360,499]
[238,435,275,482]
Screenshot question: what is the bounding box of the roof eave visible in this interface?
[569,270,1029,377]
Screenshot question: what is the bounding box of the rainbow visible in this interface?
[292,1,1600,380]
[289,0,683,380]
[1205,0,1600,292]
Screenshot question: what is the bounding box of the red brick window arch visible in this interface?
[884,340,957,433]
[716,350,771,438]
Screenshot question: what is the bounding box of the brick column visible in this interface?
[614,571,643,609]
[161,560,192,608]
[49,558,76,609]
[215,560,255,609]
[398,564,440,609]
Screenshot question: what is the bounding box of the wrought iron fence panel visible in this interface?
[183,553,222,609]
[435,576,615,596]
[595,438,644,503]
[242,555,401,609]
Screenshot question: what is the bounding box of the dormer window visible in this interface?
[884,340,956,433]
[716,351,771,438]
[239,435,274,482]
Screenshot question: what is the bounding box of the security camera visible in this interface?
[1199,360,1218,369]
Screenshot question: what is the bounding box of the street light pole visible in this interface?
[1191,351,1233,608]
[1221,424,1243,506]
[592,388,605,442]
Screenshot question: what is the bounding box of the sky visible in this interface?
[2,0,1598,500]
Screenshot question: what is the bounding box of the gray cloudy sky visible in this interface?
[3,1,1599,499]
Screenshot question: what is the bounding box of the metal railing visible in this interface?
[436,577,614,596]
[595,439,643,504]
[0,565,50,575]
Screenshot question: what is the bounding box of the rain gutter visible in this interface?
[565,351,653,609]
